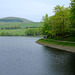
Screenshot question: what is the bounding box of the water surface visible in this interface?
[0,37,75,75]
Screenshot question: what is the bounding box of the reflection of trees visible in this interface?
[43,46,75,75]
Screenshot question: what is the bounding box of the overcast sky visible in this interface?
[0,0,71,22]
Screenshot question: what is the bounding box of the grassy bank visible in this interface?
[47,36,75,42]
[0,29,26,36]
[37,39,75,47]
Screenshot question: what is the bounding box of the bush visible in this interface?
[25,28,42,36]
[0,32,12,36]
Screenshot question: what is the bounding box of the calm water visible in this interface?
[0,37,75,75]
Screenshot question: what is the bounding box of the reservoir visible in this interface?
[0,37,75,75]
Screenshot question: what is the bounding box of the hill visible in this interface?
[0,17,42,36]
[0,17,33,23]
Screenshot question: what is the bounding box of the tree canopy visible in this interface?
[42,5,70,38]
[70,0,75,28]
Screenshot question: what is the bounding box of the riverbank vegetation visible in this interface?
[37,0,75,51]
[41,0,75,43]
[0,22,42,36]
[25,28,42,36]
[0,28,42,36]
[37,39,75,47]
[0,29,26,36]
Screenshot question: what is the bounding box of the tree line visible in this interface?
[25,28,42,36]
[42,0,75,38]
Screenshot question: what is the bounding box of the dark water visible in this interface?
[0,37,75,75]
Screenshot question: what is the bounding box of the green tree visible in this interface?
[70,0,75,28]
[42,5,70,38]
[25,28,42,36]
[41,14,51,37]
[70,0,75,36]
[1,32,5,36]
[52,5,70,36]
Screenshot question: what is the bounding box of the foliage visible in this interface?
[42,5,70,38]
[25,28,42,36]
[38,39,75,47]
[70,0,75,28]
[42,14,50,36]
[0,32,12,36]
[0,29,26,36]
[52,6,70,36]
[0,22,42,36]
[70,0,75,36]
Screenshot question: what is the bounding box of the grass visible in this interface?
[64,36,75,42]
[38,39,75,47]
[0,22,42,36]
[48,36,75,42]
[0,29,26,35]
[0,22,42,28]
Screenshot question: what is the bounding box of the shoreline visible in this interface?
[36,41,75,53]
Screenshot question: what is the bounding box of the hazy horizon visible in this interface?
[0,0,71,22]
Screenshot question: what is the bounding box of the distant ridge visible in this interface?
[0,17,33,23]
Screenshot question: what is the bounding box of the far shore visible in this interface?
[36,41,75,53]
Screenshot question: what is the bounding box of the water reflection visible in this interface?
[0,37,75,75]
[42,46,75,75]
